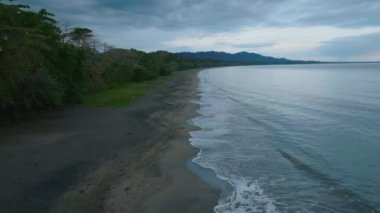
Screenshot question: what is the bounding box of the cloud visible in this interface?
[25,0,380,30]
[163,27,380,59]
[217,42,276,49]
[315,32,380,61]
[16,0,380,61]
[292,0,380,27]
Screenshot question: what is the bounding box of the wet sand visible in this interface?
[0,70,219,213]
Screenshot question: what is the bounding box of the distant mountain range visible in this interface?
[177,51,320,65]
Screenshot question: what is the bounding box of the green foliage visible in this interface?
[0,2,230,117]
[83,78,167,107]
[0,2,63,112]
[67,27,93,47]
[13,73,63,110]
[53,44,86,103]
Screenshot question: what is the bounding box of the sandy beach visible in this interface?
[0,70,219,213]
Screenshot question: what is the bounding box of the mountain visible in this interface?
[177,51,319,65]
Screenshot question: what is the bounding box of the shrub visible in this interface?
[133,65,157,81]
[13,73,63,111]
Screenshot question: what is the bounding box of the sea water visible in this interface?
[190,63,380,212]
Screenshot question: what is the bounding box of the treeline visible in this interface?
[0,2,230,116]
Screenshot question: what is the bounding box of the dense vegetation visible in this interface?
[178,51,321,64]
[0,2,231,117]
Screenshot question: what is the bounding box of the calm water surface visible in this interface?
[190,63,380,212]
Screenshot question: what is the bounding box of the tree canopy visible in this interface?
[0,2,231,117]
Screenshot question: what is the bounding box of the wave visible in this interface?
[192,66,380,212]
[214,176,277,213]
[278,150,377,212]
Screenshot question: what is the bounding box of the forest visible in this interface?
[0,2,232,116]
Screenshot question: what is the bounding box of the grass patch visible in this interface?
[83,77,168,107]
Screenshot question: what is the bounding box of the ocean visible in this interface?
[190,63,380,212]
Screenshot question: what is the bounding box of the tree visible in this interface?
[0,2,84,112]
[67,27,93,48]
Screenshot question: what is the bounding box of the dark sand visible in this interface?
[0,70,219,213]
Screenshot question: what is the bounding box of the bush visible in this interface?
[133,65,157,81]
[103,62,135,86]
[13,73,63,111]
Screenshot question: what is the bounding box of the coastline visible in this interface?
[101,69,220,213]
[0,70,219,213]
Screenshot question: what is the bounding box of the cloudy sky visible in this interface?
[21,0,380,61]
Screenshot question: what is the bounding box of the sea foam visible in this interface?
[214,177,277,213]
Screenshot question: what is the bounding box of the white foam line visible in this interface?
[214,176,278,213]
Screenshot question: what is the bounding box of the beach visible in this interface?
[0,70,219,213]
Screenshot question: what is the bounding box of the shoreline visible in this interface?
[100,69,220,212]
[0,69,219,213]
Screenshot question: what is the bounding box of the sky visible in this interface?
[20,0,380,61]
